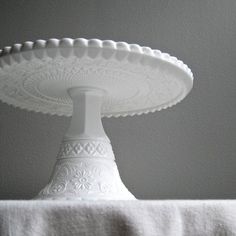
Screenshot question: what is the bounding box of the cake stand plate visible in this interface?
[0,38,193,200]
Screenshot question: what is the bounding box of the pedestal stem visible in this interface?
[65,87,108,140]
[37,87,135,200]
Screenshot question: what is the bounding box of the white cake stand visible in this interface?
[0,38,193,200]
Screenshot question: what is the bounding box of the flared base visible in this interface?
[36,87,136,200]
[37,157,135,200]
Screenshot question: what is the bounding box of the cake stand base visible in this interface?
[36,87,135,200]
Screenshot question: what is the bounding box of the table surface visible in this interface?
[0,200,235,236]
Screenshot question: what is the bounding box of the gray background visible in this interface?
[0,0,235,199]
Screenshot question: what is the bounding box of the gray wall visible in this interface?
[0,0,235,199]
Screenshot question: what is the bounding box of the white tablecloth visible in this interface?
[0,200,235,236]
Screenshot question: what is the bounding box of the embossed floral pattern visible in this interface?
[71,169,93,191]
[51,182,66,193]
[58,141,112,159]
[99,183,112,193]
[37,160,135,200]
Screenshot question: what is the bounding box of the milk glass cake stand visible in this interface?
[0,38,193,200]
